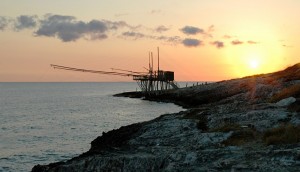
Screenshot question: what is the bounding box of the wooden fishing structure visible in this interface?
[51,48,179,95]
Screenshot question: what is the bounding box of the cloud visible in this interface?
[150,10,162,14]
[156,36,181,45]
[278,40,293,47]
[155,25,169,33]
[247,40,258,44]
[0,13,212,47]
[223,35,232,39]
[34,14,130,42]
[282,44,293,48]
[180,26,204,35]
[103,20,135,30]
[231,40,243,45]
[114,13,129,17]
[207,25,215,33]
[0,16,10,30]
[182,38,202,47]
[211,41,224,48]
[122,31,145,39]
[121,31,181,45]
[14,15,37,31]
[90,33,108,40]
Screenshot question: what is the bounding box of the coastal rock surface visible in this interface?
[33,64,300,171]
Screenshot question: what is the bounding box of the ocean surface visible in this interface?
[0,82,184,172]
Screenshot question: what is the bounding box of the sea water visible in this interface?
[0,82,184,172]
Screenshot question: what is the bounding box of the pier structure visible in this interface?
[132,49,178,95]
[51,48,179,95]
[133,70,178,94]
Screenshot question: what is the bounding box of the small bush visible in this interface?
[263,124,300,145]
[182,109,209,131]
[210,123,260,146]
[197,119,208,131]
[269,84,300,103]
[222,129,257,146]
[288,101,300,112]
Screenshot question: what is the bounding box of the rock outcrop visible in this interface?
[276,97,297,107]
[32,63,300,172]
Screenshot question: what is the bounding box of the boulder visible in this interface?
[276,97,296,107]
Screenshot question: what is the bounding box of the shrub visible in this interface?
[182,109,209,131]
[222,129,257,146]
[197,119,208,131]
[210,123,259,146]
[210,122,261,146]
[263,124,300,145]
[269,84,300,103]
[288,101,300,112]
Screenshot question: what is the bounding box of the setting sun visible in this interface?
[249,59,259,69]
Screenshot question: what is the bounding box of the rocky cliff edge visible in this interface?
[33,63,300,172]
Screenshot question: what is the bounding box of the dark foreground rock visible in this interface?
[32,64,300,172]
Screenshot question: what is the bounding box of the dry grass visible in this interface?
[262,76,281,86]
[263,124,300,145]
[269,84,300,103]
[210,123,258,146]
[210,123,300,146]
[269,63,300,82]
[222,129,258,146]
[238,81,255,92]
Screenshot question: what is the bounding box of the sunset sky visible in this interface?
[1,0,299,82]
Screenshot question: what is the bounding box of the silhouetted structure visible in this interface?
[51,47,178,95]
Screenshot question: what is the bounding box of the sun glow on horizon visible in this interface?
[249,59,259,69]
[0,1,298,82]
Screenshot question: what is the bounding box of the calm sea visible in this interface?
[0,82,184,172]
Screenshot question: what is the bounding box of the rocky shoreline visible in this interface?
[32,64,300,171]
